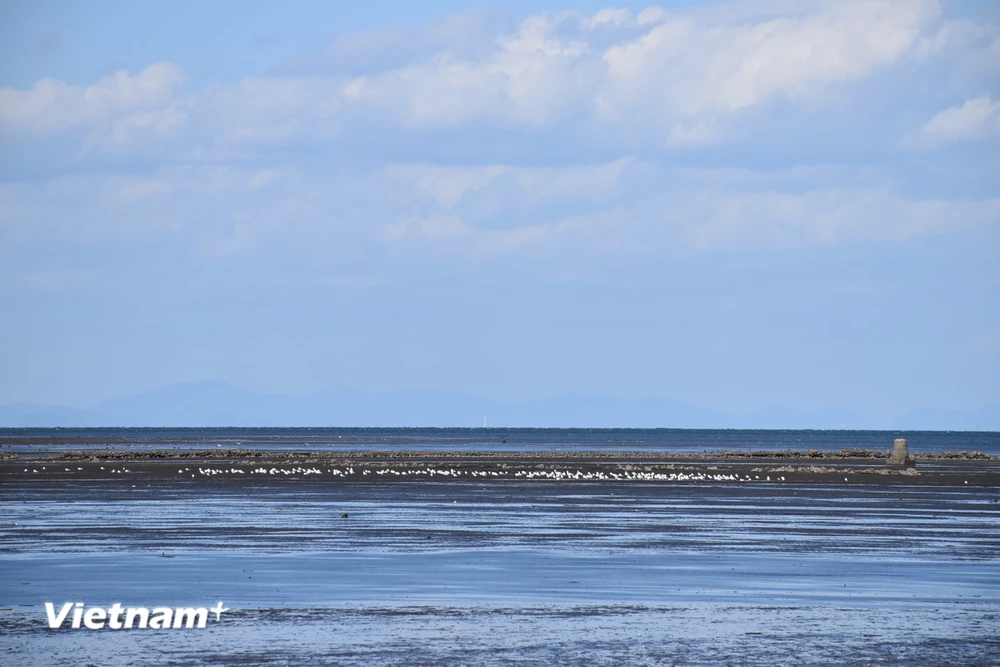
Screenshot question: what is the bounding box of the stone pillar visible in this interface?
[888,438,913,466]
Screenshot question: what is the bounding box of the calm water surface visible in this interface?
[1,468,999,665]
[2,427,998,454]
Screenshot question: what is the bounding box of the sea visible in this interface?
[1,428,998,665]
[2,426,999,455]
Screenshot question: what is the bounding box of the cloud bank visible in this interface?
[2,0,993,154]
[2,0,997,261]
[0,0,997,415]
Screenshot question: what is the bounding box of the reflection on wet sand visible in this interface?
[1,451,998,665]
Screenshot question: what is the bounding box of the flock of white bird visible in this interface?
[19,465,798,483]
[158,466,787,483]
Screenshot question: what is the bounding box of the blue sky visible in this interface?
[0,0,998,422]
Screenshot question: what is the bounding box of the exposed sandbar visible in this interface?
[2,448,998,487]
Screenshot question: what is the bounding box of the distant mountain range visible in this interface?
[1,380,997,430]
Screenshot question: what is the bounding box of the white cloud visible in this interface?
[7,160,993,260]
[0,1,965,154]
[282,8,514,76]
[0,3,995,268]
[678,187,997,250]
[374,161,999,255]
[908,96,1000,147]
[385,159,629,212]
[598,0,940,143]
[337,0,944,139]
[0,62,186,133]
[383,164,506,207]
[247,170,286,188]
[0,165,299,248]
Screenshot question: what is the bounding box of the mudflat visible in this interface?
[2,448,999,666]
[3,447,999,487]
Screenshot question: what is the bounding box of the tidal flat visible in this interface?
[1,449,998,665]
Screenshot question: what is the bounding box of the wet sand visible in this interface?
[2,449,999,665]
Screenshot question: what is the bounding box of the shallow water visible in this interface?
[2,475,999,665]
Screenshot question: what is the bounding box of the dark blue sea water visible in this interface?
[1,426,998,454]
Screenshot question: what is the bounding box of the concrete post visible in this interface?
[888,438,913,466]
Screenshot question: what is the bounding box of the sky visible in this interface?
[0,0,998,422]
